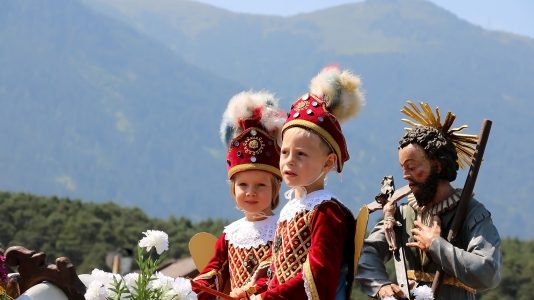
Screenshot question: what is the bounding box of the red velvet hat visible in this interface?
[282,66,365,172]
[220,91,285,179]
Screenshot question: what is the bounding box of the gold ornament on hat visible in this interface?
[294,99,309,111]
[244,136,265,156]
[401,100,478,169]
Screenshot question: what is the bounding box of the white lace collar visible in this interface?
[223,214,278,249]
[278,189,336,223]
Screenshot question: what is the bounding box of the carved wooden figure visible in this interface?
[5,246,86,300]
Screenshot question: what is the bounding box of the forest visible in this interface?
[1,191,532,299]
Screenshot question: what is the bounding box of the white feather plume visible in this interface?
[309,66,365,123]
[220,90,285,146]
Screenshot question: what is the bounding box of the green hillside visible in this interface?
[1,192,532,299]
[0,0,532,237]
[0,191,227,272]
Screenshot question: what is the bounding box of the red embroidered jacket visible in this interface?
[257,190,355,300]
[193,216,277,299]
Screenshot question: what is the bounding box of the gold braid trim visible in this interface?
[303,259,320,300]
[407,270,476,294]
[256,258,272,270]
[192,269,219,281]
[401,101,478,169]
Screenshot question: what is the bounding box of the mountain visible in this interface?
[0,0,242,219]
[1,0,533,238]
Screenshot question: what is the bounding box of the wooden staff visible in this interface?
[431,119,492,296]
[190,280,237,300]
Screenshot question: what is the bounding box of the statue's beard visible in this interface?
[412,166,439,207]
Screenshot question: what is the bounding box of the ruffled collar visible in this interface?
[278,189,336,223]
[223,214,278,249]
[408,188,464,225]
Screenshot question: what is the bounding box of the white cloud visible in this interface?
[55,176,77,191]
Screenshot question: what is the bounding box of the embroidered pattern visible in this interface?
[244,136,265,156]
[271,210,314,284]
[294,100,309,111]
[228,243,272,289]
[269,190,337,286]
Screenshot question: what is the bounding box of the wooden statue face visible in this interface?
[399,143,439,206]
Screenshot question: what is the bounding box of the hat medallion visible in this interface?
[294,100,309,111]
[244,136,265,155]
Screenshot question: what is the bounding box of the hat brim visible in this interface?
[228,163,282,179]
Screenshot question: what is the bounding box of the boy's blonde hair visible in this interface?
[229,173,282,210]
[283,126,334,156]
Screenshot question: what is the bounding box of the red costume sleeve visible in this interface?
[250,247,273,295]
[192,233,230,300]
[259,201,350,300]
[254,278,269,295]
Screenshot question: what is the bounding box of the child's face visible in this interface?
[233,170,274,219]
[279,127,335,192]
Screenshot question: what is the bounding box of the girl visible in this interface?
[193,91,285,299]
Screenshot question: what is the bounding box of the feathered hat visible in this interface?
[220,91,286,179]
[282,66,365,172]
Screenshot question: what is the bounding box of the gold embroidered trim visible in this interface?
[228,163,282,179]
[193,269,219,281]
[407,270,476,294]
[303,259,320,300]
[257,258,272,270]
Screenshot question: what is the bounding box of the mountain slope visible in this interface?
[1,0,533,237]
[84,0,534,237]
[0,0,241,218]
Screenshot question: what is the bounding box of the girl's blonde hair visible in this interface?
[229,173,282,210]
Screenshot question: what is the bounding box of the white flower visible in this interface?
[412,285,434,300]
[150,272,174,290]
[172,277,197,300]
[123,272,140,289]
[138,230,169,254]
[381,297,397,300]
[146,273,197,300]
[84,281,109,300]
[83,230,197,299]
[87,268,116,285]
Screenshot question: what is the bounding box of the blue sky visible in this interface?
[193,0,534,39]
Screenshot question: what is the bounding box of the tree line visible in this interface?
[0,191,225,272]
[1,191,531,299]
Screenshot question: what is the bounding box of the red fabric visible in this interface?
[260,201,355,299]
[192,233,272,299]
[238,107,263,130]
